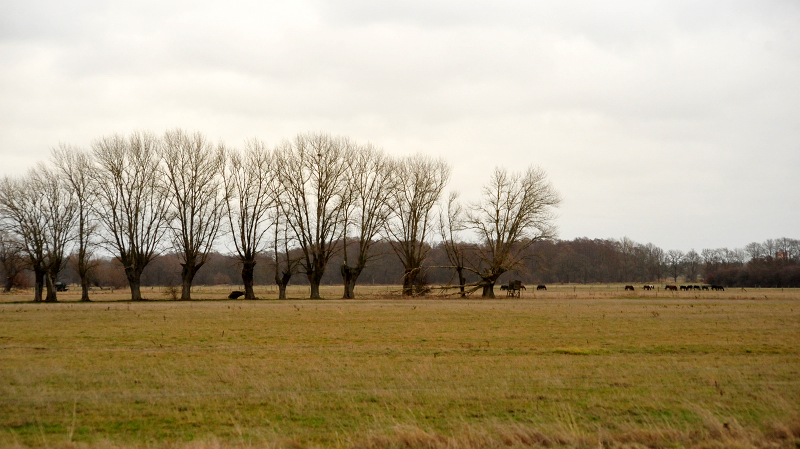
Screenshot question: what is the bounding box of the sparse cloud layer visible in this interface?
[1,0,798,251]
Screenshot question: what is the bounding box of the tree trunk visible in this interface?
[481,281,496,298]
[180,261,202,300]
[277,282,288,299]
[44,272,58,302]
[308,271,323,299]
[402,268,415,296]
[341,264,362,299]
[33,269,44,302]
[241,259,256,299]
[80,277,90,302]
[276,271,291,300]
[124,265,144,301]
[4,276,13,293]
[129,280,143,301]
[456,267,466,297]
[78,257,91,301]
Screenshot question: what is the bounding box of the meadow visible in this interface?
[1,285,799,448]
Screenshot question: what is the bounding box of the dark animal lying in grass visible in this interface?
[228,291,245,299]
[536,285,547,290]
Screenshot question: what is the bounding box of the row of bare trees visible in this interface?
[0,130,562,301]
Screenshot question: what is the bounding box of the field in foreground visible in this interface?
[1,290,799,448]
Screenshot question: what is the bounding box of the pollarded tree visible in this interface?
[340,144,395,299]
[92,132,169,301]
[386,154,451,296]
[276,132,351,299]
[466,165,561,298]
[161,129,226,300]
[222,139,274,299]
[35,165,78,302]
[51,144,98,301]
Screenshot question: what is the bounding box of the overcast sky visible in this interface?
[1,0,798,252]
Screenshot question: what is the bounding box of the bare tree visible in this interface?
[92,132,169,301]
[340,144,395,298]
[51,144,97,301]
[0,167,76,302]
[161,129,226,300]
[0,231,27,292]
[617,237,639,281]
[744,242,766,260]
[665,249,685,283]
[276,132,350,299]
[438,191,469,296]
[465,166,561,297]
[36,166,78,301]
[222,139,274,299]
[641,242,665,282]
[683,249,702,282]
[386,154,450,296]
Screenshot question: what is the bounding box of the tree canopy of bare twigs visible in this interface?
[92,131,169,301]
[222,139,274,299]
[276,132,351,299]
[51,143,97,301]
[665,249,685,283]
[438,191,470,297]
[340,144,395,298]
[466,166,561,297]
[386,154,451,296]
[161,129,226,300]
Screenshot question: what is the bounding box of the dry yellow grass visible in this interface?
[1,285,799,448]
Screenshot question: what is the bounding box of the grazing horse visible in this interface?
[665,285,678,291]
[500,285,509,291]
[642,285,654,291]
[536,285,547,291]
[711,285,725,291]
[693,285,701,290]
[625,285,634,291]
[679,285,689,291]
[228,291,245,299]
[701,285,709,290]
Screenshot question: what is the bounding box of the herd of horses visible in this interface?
[626,284,725,291]
[498,281,549,297]
[226,283,728,299]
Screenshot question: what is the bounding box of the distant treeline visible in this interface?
[16,236,798,290]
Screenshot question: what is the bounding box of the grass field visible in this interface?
[1,285,799,448]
